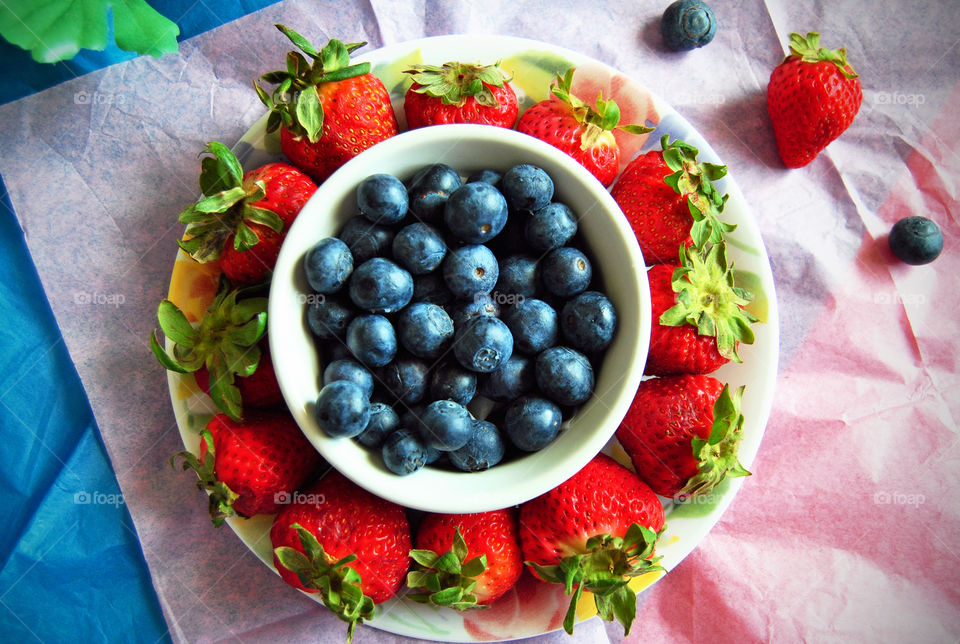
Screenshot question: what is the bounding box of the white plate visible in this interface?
[165,34,779,641]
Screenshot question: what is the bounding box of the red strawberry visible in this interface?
[767,32,862,168]
[271,472,411,641]
[612,135,734,264]
[192,339,282,410]
[178,142,317,286]
[518,453,665,635]
[516,68,652,187]
[646,243,757,376]
[150,281,271,420]
[172,411,323,525]
[256,26,399,183]
[407,509,523,608]
[403,61,519,129]
[616,375,750,499]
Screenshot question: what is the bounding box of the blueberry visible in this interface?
[357,173,408,224]
[444,181,509,244]
[304,237,353,294]
[348,257,414,313]
[339,216,394,264]
[479,355,535,402]
[503,396,563,451]
[560,291,618,354]
[307,295,355,340]
[889,216,943,265]
[418,399,473,451]
[392,223,447,275]
[408,164,463,222]
[397,302,455,358]
[502,298,558,354]
[467,169,502,187]
[314,380,371,438]
[429,362,478,406]
[413,272,455,305]
[449,420,505,471]
[382,428,429,475]
[442,244,499,300]
[661,0,717,51]
[356,402,400,448]
[453,315,514,373]
[540,247,592,298]
[446,292,500,327]
[377,357,430,405]
[535,346,594,406]
[496,255,540,299]
[346,314,397,367]
[323,359,374,398]
[526,202,578,252]
[502,164,554,211]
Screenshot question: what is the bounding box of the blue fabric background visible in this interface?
[0,1,280,639]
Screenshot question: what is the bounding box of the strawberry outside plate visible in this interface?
[164,34,779,642]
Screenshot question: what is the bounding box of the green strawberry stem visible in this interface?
[788,32,858,79]
[149,278,267,421]
[255,25,371,142]
[170,429,239,526]
[660,242,758,362]
[404,60,511,107]
[274,524,375,643]
[680,384,751,499]
[549,68,653,149]
[406,528,489,610]
[527,523,663,635]
[660,134,736,249]
[178,141,284,262]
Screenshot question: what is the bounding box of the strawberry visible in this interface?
[172,411,323,525]
[178,141,316,285]
[192,339,282,410]
[767,32,862,168]
[255,25,399,183]
[271,472,411,641]
[403,61,519,129]
[150,280,273,420]
[616,375,750,500]
[516,68,652,187]
[612,134,734,263]
[646,242,757,376]
[407,509,523,608]
[518,453,665,635]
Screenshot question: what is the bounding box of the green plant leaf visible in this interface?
[111,0,179,58]
[0,0,178,64]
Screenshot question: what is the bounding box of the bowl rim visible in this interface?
[268,123,651,513]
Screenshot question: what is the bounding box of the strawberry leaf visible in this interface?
[406,527,489,611]
[531,523,664,635]
[156,299,199,346]
[276,24,319,58]
[171,429,239,527]
[660,243,758,362]
[274,523,375,643]
[295,86,324,143]
[149,331,190,373]
[681,384,751,499]
[198,141,243,196]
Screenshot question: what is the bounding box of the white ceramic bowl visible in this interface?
[268,124,650,513]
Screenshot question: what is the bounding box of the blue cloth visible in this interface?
[0,0,282,105]
[0,179,170,640]
[0,0,282,638]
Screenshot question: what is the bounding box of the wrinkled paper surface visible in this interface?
[0,0,957,641]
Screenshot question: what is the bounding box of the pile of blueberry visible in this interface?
[302,163,618,476]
